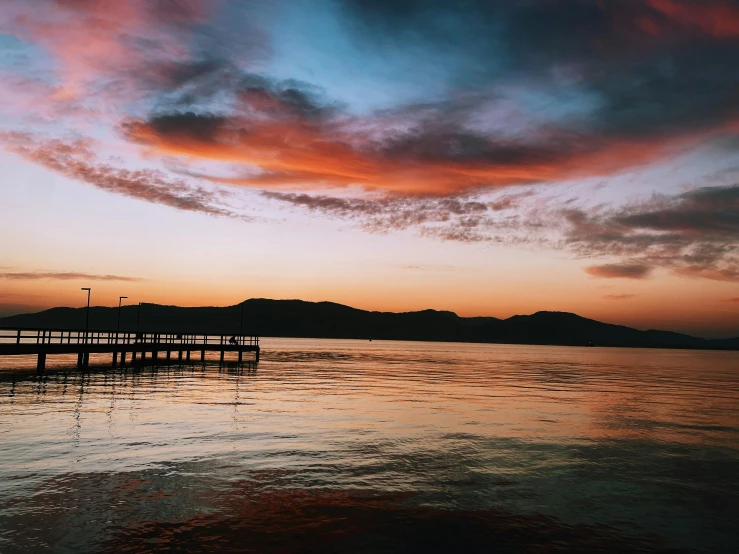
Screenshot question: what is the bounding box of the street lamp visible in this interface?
[116,296,128,342]
[81,288,91,344]
[136,302,143,342]
[239,301,245,344]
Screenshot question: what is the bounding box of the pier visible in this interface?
[0,327,260,370]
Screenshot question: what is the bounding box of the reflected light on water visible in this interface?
[1,339,738,552]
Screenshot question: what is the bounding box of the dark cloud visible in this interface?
[614,185,739,236]
[339,0,739,147]
[569,184,739,282]
[585,264,653,279]
[0,272,142,282]
[726,297,739,302]
[604,294,636,300]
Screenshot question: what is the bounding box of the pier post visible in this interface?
[220,350,225,363]
[186,350,191,361]
[152,351,157,365]
[121,351,127,366]
[112,351,118,367]
[77,352,83,368]
[238,351,243,363]
[166,351,171,363]
[131,351,137,364]
[37,352,46,372]
[178,350,183,363]
[256,348,260,363]
[83,352,89,369]
[201,350,205,361]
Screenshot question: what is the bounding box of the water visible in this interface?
[1,339,737,553]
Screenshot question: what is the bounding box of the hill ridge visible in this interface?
[0,299,736,351]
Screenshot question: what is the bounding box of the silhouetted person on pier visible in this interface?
[229,336,238,345]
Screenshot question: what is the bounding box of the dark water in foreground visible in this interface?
[1,339,738,553]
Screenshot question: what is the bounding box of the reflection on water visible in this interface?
[1,339,738,553]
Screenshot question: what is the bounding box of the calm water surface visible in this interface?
[1,339,738,553]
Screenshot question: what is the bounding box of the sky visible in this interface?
[0,0,738,338]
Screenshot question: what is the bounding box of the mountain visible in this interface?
[0,299,737,351]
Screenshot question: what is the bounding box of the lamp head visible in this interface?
[81,287,91,291]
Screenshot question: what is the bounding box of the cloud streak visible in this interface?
[1,133,246,219]
[0,271,142,282]
[586,264,653,280]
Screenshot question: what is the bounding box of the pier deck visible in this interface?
[0,327,260,370]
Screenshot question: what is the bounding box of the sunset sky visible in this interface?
[1,0,738,337]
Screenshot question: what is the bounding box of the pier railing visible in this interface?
[0,328,259,347]
[0,327,260,370]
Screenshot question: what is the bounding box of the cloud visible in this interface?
[0,0,738,260]
[121,95,726,196]
[1,133,246,219]
[585,264,653,279]
[263,182,739,284]
[725,297,739,303]
[0,0,212,102]
[399,264,456,272]
[261,190,537,243]
[568,184,739,282]
[603,294,636,300]
[0,272,142,282]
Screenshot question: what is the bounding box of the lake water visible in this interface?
[1,339,738,553]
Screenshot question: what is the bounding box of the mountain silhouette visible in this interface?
[0,299,737,351]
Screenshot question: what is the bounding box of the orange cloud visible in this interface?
[121,110,709,196]
[673,265,739,282]
[585,264,653,279]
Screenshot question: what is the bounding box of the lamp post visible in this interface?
[136,302,142,341]
[239,301,245,345]
[81,288,91,344]
[116,296,128,343]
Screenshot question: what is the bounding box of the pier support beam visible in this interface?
[112,351,118,367]
[255,348,260,364]
[131,351,137,365]
[238,351,243,363]
[201,350,205,362]
[178,350,183,363]
[219,350,225,364]
[121,351,127,366]
[186,350,191,361]
[152,351,157,365]
[37,352,46,372]
[77,352,83,368]
[166,351,171,363]
[82,352,89,369]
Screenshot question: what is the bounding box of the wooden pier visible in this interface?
[0,327,260,370]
